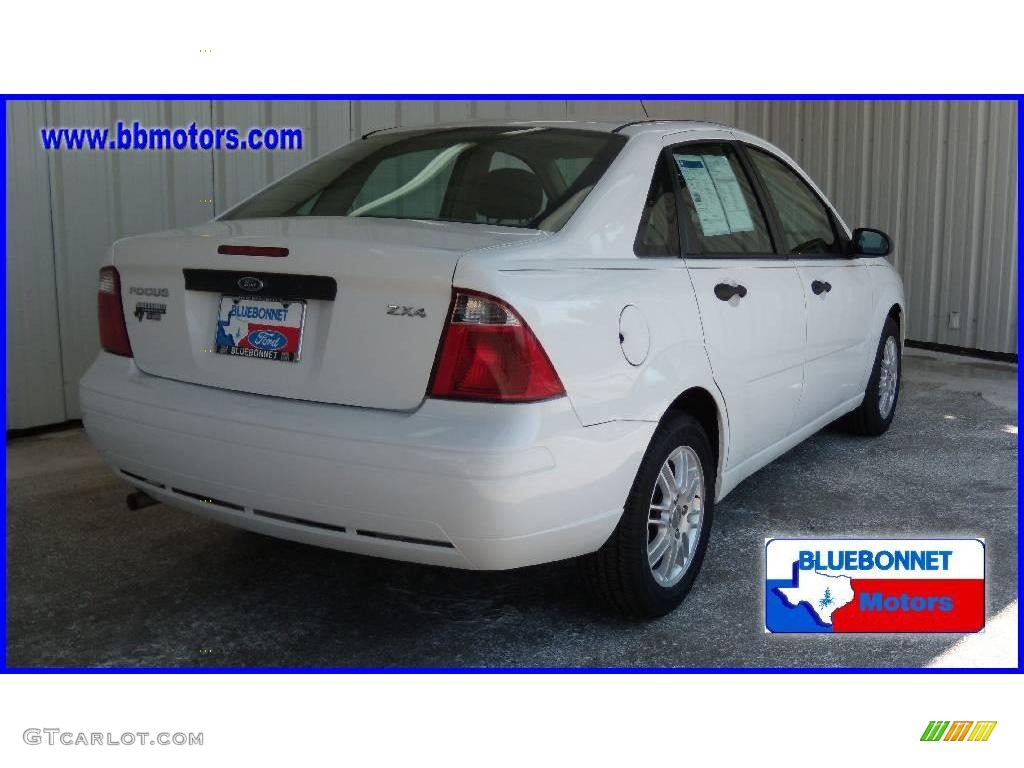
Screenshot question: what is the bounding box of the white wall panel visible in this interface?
[5,101,65,429]
[551,99,740,124]
[47,99,125,420]
[46,100,214,417]
[977,101,1018,354]
[5,99,1018,429]
[212,100,351,214]
[641,99,737,125]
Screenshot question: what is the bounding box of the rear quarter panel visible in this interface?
[453,252,724,431]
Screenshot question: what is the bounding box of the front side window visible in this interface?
[745,146,842,255]
[670,144,774,256]
[223,127,626,233]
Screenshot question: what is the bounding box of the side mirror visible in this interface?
[852,227,892,257]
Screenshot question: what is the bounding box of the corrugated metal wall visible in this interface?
[734,101,1018,356]
[5,99,1018,429]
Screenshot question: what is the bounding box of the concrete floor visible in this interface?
[5,349,1018,668]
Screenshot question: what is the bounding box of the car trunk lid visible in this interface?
[112,217,546,410]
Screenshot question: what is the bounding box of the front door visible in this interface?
[743,145,875,424]
[793,261,875,420]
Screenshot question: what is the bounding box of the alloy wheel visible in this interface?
[878,336,899,419]
[647,446,705,588]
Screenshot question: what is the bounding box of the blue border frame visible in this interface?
[1,94,1020,674]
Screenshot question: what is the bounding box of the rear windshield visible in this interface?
[221,126,626,232]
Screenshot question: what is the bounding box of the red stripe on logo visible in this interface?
[238,323,301,353]
[831,579,984,632]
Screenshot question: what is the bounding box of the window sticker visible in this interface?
[674,155,730,237]
[674,153,756,236]
[703,155,754,233]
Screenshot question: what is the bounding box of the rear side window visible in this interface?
[223,127,626,233]
[745,146,841,255]
[670,144,774,256]
[635,154,680,257]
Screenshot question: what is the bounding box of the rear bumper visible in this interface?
[80,353,655,570]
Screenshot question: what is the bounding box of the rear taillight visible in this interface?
[98,266,132,357]
[428,290,565,403]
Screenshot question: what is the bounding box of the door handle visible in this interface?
[714,283,748,301]
[811,280,832,295]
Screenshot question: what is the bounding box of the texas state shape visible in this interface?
[775,570,855,625]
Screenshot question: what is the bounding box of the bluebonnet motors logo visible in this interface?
[214,296,304,363]
[765,538,985,633]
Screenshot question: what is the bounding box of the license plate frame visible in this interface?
[213,295,307,363]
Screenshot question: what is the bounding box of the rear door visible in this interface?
[671,139,807,472]
[743,144,875,424]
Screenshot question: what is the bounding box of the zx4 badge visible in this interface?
[387,304,426,318]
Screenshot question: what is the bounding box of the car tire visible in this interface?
[846,316,902,436]
[581,413,715,619]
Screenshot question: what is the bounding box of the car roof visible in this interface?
[361,119,744,140]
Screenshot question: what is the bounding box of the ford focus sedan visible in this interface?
[80,120,905,617]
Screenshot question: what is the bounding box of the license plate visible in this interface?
[214,296,306,363]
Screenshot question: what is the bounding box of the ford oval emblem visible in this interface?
[246,329,288,351]
[237,276,264,292]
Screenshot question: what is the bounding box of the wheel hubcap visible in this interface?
[647,446,705,588]
[877,336,899,419]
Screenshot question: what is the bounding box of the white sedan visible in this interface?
[81,120,905,617]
